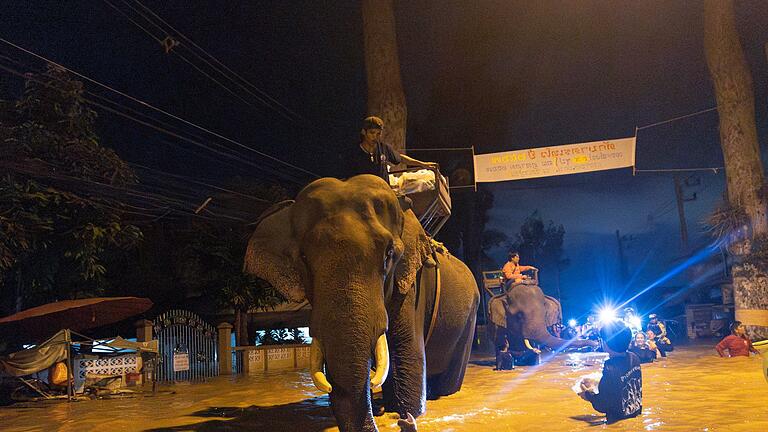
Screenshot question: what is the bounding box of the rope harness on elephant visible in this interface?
[421,249,442,346]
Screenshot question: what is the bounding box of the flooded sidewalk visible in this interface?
[1,341,766,431]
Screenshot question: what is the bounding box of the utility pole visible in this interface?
[616,230,628,283]
[673,175,689,251]
[673,175,699,252]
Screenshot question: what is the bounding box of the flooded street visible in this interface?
[2,341,766,431]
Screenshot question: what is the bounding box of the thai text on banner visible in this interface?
[473,136,636,182]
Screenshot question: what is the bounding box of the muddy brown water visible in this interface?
[1,342,766,431]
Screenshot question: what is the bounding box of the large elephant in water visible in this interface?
[244,175,479,432]
[489,282,596,350]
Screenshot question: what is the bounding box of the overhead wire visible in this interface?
[0,55,311,188]
[1,156,255,224]
[129,0,308,124]
[0,60,289,185]
[103,0,324,166]
[0,37,320,180]
[130,163,273,203]
[0,56,280,218]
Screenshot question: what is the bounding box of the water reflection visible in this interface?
[1,343,765,431]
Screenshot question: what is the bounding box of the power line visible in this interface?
[130,163,273,203]
[634,167,723,174]
[0,37,320,180]
[636,106,718,131]
[129,0,308,124]
[0,58,311,187]
[0,61,280,207]
[1,160,253,223]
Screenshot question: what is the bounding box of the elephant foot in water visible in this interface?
[397,413,418,432]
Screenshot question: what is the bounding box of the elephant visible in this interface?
[244,174,479,432]
[489,282,597,350]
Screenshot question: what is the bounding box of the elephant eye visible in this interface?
[383,243,394,273]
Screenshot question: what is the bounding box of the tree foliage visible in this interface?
[255,327,307,346]
[507,211,568,270]
[183,219,285,312]
[0,66,142,312]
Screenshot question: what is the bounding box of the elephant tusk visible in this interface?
[310,337,332,393]
[370,333,390,390]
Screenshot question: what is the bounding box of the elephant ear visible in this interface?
[394,209,432,294]
[543,295,563,328]
[244,203,306,302]
[488,296,508,328]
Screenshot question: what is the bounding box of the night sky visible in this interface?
[2,1,767,320]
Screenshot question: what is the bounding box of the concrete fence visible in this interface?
[232,344,310,374]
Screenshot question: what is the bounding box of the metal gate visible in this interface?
[153,309,218,382]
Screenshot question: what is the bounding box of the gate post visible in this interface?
[217,323,233,375]
[135,319,153,342]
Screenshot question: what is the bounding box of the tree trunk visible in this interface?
[234,309,243,346]
[704,0,768,339]
[362,0,407,153]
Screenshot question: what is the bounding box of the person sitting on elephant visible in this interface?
[502,251,537,285]
[347,116,436,181]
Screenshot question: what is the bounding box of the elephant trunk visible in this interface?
[527,326,598,350]
[310,334,390,394]
[309,274,389,432]
[322,334,384,432]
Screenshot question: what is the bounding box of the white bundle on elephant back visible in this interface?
[388,169,436,194]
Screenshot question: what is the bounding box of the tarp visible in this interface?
[474,136,636,182]
[0,329,69,377]
[107,337,158,353]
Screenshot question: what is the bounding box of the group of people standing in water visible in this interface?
[628,314,675,363]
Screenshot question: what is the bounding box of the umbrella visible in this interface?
[0,297,153,341]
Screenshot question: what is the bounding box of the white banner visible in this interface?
[173,352,190,372]
[473,137,636,182]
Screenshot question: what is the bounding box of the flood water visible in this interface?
[1,341,766,431]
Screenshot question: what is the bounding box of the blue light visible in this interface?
[568,319,578,328]
[598,306,618,324]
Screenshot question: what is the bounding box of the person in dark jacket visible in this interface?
[628,331,657,364]
[579,321,643,423]
[646,314,673,356]
[495,336,514,370]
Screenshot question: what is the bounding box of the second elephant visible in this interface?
[489,282,596,350]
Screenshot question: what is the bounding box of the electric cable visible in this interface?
[129,0,308,124]
[0,37,320,179]
[0,58,309,186]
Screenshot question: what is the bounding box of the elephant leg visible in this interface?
[427,309,477,398]
[382,288,426,418]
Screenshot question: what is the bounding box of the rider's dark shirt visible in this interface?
[345,142,402,180]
